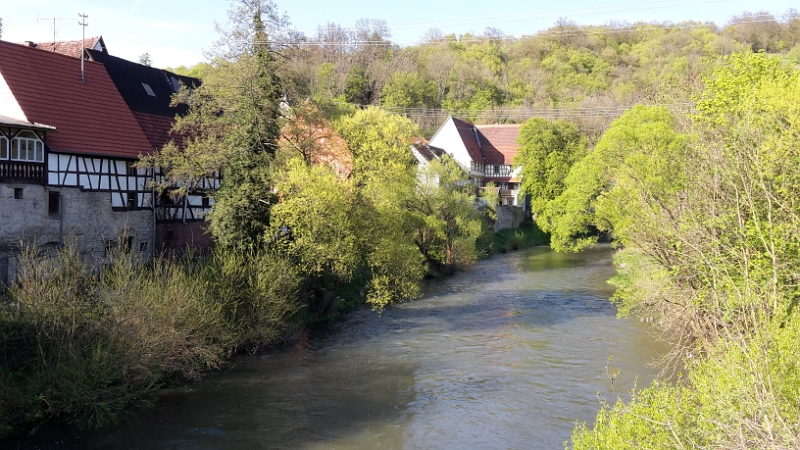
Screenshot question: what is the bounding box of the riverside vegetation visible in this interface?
[2,0,800,445]
[0,1,545,436]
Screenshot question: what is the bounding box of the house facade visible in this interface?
[0,40,157,284]
[428,116,524,207]
[0,39,209,285]
[84,47,215,252]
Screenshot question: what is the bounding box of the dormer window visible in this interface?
[142,82,156,97]
[11,131,44,162]
[0,136,7,159]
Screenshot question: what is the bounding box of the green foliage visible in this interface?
[569,50,800,449]
[0,245,300,432]
[538,105,688,252]
[333,107,419,177]
[514,118,587,216]
[406,155,484,274]
[380,71,437,109]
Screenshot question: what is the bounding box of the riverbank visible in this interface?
[5,246,664,450]
[0,222,548,439]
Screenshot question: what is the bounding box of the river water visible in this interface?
[13,245,665,449]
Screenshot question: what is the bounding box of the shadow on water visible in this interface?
[8,245,665,450]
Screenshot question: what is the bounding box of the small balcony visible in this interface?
[0,161,46,184]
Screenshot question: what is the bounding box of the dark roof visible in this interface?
[32,36,106,58]
[412,143,447,161]
[450,117,521,165]
[0,40,153,158]
[86,49,198,117]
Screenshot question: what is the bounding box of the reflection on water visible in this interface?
[10,245,665,450]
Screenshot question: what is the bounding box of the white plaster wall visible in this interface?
[429,117,473,168]
[0,72,28,122]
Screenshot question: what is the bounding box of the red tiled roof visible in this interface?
[0,40,153,158]
[33,36,103,59]
[131,111,184,150]
[450,117,522,165]
[476,124,522,165]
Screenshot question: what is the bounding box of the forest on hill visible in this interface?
[174,9,800,136]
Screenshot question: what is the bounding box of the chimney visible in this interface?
[25,41,37,48]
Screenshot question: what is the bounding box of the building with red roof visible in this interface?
[0,39,204,282]
[428,116,525,207]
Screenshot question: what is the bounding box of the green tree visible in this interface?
[380,72,436,109]
[141,0,285,248]
[539,106,688,252]
[514,118,587,217]
[406,155,483,274]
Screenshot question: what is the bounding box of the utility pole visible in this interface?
[78,13,88,83]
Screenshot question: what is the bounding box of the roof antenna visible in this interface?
[78,13,89,83]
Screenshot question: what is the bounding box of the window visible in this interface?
[11,131,44,162]
[14,188,23,199]
[48,192,61,217]
[139,242,148,252]
[486,165,495,175]
[122,236,134,254]
[141,82,156,97]
[0,136,7,159]
[104,240,117,256]
[127,192,137,210]
[202,196,210,207]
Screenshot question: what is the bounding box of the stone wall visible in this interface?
[0,183,154,284]
[494,205,526,232]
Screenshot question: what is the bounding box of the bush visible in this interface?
[0,245,302,432]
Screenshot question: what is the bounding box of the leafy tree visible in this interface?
[141,0,284,248]
[514,118,587,216]
[138,52,152,67]
[380,72,436,109]
[405,155,483,274]
[538,106,688,252]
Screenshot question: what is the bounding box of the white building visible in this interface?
[428,116,524,206]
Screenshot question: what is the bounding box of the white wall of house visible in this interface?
[0,72,27,122]
[428,116,473,169]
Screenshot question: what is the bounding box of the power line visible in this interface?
[260,15,785,48]
[337,102,695,120]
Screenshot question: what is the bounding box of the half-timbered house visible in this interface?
[0,39,156,284]
[84,48,215,251]
[428,116,525,207]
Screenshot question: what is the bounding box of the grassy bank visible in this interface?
[477,220,550,258]
[0,246,301,436]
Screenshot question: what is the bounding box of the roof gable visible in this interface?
[32,36,106,59]
[0,40,153,158]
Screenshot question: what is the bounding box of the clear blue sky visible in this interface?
[1,0,797,68]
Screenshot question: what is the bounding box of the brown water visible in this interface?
[11,245,665,450]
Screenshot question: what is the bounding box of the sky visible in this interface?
[1,0,797,68]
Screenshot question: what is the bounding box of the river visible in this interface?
[12,245,665,449]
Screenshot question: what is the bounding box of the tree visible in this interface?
[514,118,587,217]
[138,52,152,67]
[380,72,436,109]
[538,105,688,252]
[140,0,285,248]
[405,155,483,274]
